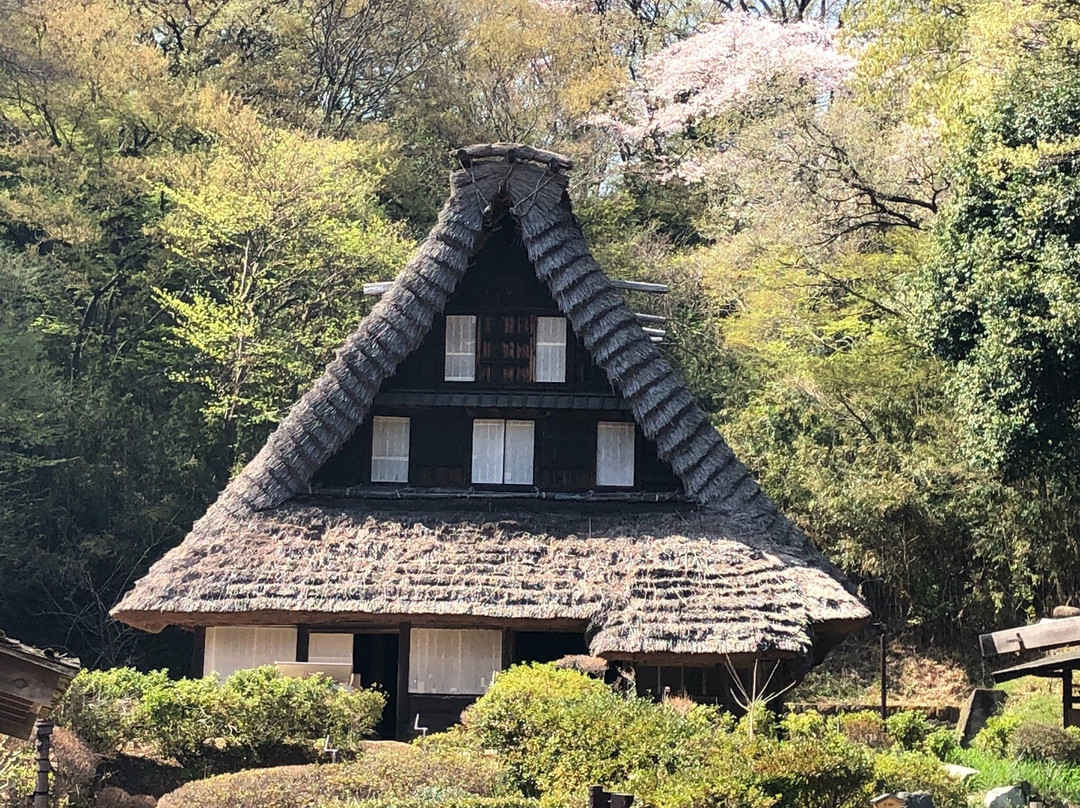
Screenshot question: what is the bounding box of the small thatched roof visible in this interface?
[113,142,869,661]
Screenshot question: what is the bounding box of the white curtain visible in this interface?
[408,629,502,695]
[371,416,410,482]
[535,316,567,383]
[503,420,535,484]
[203,626,297,679]
[444,315,477,381]
[596,422,635,487]
[472,419,505,483]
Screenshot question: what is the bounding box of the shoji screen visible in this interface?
[535,317,567,383]
[203,626,297,679]
[408,629,502,695]
[596,422,635,487]
[371,416,410,483]
[444,315,477,381]
[308,633,353,664]
[471,420,505,483]
[502,420,535,484]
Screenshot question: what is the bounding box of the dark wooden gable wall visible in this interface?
[313,219,682,494]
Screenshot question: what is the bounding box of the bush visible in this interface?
[923,727,958,760]
[54,668,171,756]
[0,736,34,808]
[461,663,728,808]
[885,710,932,750]
[837,711,889,748]
[157,742,507,808]
[872,751,969,808]
[751,735,873,808]
[55,666,385,769]
[974,712,1022,757]
[1008,721,1080,764]
[327,800,540,808]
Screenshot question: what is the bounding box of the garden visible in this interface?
[5,661,1080,808]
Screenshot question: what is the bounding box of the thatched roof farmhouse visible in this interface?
[114,143,868,737]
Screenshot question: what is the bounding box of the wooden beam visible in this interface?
[396,623,411,741]
[634,313,667,324]
[610,279,668,294]
[980,617,1080,657]
[1065,670,1073,728]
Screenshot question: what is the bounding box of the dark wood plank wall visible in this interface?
[314,408,681,493]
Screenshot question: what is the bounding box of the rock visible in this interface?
[943,763,979,781]
[1053,605,1080,618]
[901,792,935,808]
[984,786,1025,808]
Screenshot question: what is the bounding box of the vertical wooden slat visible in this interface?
[502,629,515,671]
[1065,670,1073,728]
[191,627,206,678]
[397,623,411,740]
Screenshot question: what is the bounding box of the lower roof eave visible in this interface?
[593,649,807,667]
[111,608,592,634]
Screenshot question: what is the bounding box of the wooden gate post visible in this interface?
[33,719,53,808]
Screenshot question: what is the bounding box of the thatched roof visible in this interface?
[112,501,865,660]
[113,143,869,660]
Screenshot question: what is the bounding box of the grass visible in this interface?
[949,747,1080,803]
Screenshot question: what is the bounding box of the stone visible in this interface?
[901,792,934,808]
[1053,605,1080,618]
[984,786,1025,808]
[957,688,1008,747]
[943,763,979,781]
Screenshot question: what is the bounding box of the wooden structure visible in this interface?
[981,617,1080,728]
[0,631,79,740]
[589,786,634,808]
[113,142,869,738]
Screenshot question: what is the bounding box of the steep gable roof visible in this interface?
[212,145,799,544]
[113,144,869,655]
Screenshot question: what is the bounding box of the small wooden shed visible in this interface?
[0,631,80,740]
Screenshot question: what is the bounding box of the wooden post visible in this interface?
[396,623,411,740]
[1064,670,1073,728]
[33,719,53,808]
[878,623,888,721]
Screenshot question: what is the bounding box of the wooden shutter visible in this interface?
[596,422,635,487]
[444,315,477,381]
[503,420,535,484]
[535,316,567,383]
[371,416,410,483]
[471,419,505,483]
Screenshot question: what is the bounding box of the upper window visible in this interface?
[535,316,567,383]
[596,422,635,487]
[371,416,410,483]
[472,419,535,485]
[444,315,477,381]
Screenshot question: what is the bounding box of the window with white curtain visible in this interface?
[408,629,502,695]
[371,416,410,483]
[535,316,567,383]
[472,419,534,485]
[308,633,353,664]
[596,422,635,487]
[444,315,477,381]
[203,626,297,679]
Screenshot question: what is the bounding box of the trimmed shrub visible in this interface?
[974,712,1023,757]
[885,710,932,751]
[325,799,540,808]
[157,742,506,808]
[1008,721,1080,764]
[56,666,385,769]
[751,735,873,808]
[922,727,958,760]
[871,750,968,808]
[837,710,889,749]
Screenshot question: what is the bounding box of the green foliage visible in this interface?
[750,735,873,808]
[1008,723,1080,765]
[974,713,1023,758]
[885,710,933,751]
[55,667,384,767]
[0,736,34,808]
[157,743,507,808]
[950,746,1080,804]
[871,751,969,808]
